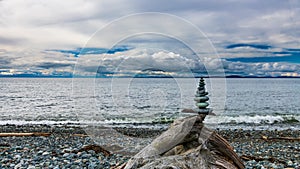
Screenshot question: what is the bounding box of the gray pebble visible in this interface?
[63,153,70,158]
[42,151,50,156]
[81,154,92,158]
[28,165,36,169]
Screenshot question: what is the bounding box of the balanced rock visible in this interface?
[194,77,212,115]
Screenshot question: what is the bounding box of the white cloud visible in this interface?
[224,60,300,76]
[0,0,134,49]
[75,49,199,76]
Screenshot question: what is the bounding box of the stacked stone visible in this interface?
[194,77,211,114]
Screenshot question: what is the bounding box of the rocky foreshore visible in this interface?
[0,124,299,169]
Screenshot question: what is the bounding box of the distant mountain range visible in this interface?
[1,74,299,78]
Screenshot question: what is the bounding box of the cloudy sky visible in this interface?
[0,0,299,77]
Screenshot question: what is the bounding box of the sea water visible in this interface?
[0,78,299,130]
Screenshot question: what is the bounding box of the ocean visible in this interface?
[1,78,299,130]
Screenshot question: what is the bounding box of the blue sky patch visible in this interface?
[48,45,133,57]
[286,48,300,52]
[226,52,300,64]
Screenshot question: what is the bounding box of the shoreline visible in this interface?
[0,124,299,168]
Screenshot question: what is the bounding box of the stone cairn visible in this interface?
[194,77,212,115]
[121,77,245,169]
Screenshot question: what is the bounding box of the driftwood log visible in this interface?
[240,155,286,165]
[72,144,111,157]
[121,115,245,169]
[260,135,300,141]
[0,132,51,137]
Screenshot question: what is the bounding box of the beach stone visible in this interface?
[45,161,51,166]
[71,165,79,169]
[64,163,72,168]
[196,102,209,108]
[88,150,96,155]
[82,154,92,158]
[88,162,96,169]
[74,159,82,164]
[28,165,35,169]
[63,153,70,158]
[110,160,117,166]
[63,148,72,153]
[33,156,42,161]
[14,154,21,159]
[90,157,98,162]
[287,160,294,167]
[15,162,23,168]
[42,152,50,156]
[260,165,266,169]
[269,163,277,168]
[15,146,23,150]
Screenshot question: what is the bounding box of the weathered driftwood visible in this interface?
[240,155,286,165]
[121,115,245,169]
[0,132,51,137]
[72,144,111,157]
[0,133,90,137]
[261,135,300,141]
[72,134,89,137]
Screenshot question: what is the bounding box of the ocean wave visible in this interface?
[204,114,300,124]
[0,114,299,127]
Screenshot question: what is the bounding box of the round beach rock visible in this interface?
[194,96,209,102]
[196,102,209,108]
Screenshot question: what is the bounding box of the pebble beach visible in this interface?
[0,124,299,169]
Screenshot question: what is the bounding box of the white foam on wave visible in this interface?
[1,114,299,127]
[0,119,168,130]
[0,119,161,127]
[204,114,299,124]
[0,120,81,126]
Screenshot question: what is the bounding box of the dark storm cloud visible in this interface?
[0,57,11,65]
[0,36,26,45]
[0,57,12,69]
[132,0,292,13]
[36,62,74,69]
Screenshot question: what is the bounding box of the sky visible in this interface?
[0,0,300,77]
